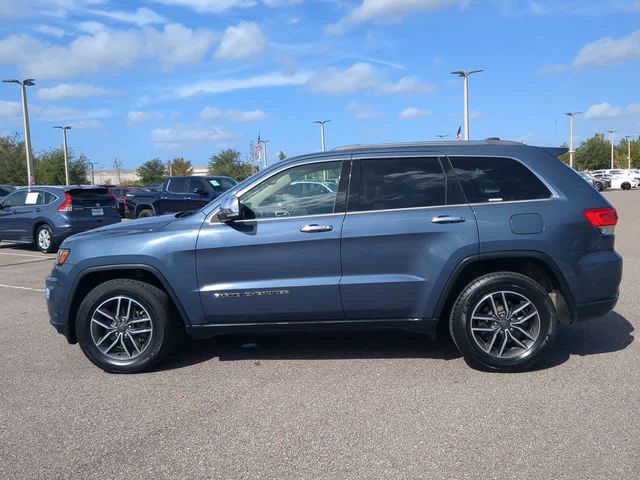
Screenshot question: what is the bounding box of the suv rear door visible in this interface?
[340,153,479,320]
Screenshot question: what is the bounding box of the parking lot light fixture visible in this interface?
[313,120,331,151]
[564,112,582,169]
[450,69,483,140]
[54,126,72,185]
[3,78,36,189]
[608,130,618,169]
[624,135,632,169]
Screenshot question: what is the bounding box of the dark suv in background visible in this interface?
[46,140,622,373]
[0,186,120,252]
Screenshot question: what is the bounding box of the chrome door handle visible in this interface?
[300,224,333,233]
[432,215,465,224]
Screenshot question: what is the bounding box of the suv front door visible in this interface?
[340,153,479,320]
[0,190,28,240]
[196,158,350,324]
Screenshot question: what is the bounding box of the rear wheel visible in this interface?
[449,272,557,371]
[76,279,177,373]
[137,209,154,218]
[595,182,604,191]
[621,182,631,190]
[35,224,58,253]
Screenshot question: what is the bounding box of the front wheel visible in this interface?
[449,272,557,371]
[76,279,177,373]
[595,183,604,191]
[621,182,631,190]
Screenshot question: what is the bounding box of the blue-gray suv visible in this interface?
[46,140,622,373]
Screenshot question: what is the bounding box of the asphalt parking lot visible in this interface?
[0,190,638,479]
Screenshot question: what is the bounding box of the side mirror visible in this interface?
[193,187,207,195]
[218,195,241,222]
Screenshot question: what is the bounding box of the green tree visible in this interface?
[573,133,610,171]
[278,151,286,161]
[615,137,640,169]
[170,157,193,176]
[208,148,254,180]
[35,148,88,185]
[137,158,166,184]
[0,133,28,185]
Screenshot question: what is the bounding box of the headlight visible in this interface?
[56,249,70,265]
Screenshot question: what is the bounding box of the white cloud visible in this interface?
[88,7,166,26]
[0,100,22,118]
[572,30,640,68]
[32,106,112,121]
[306,62,435,95]
[328,0,466,34]
[37,83,112,100]
[215,21,268,60]
[585,102,640,120]
[346,101,382,120]
[34,25,66,37]
[78,21,106,33]
[200,107,266,122]
[71,119,102,129]
[0,23,216,79]
[152,0,256,13]
[126,111,165,126]
[175,71,311,98]
[150,125,241,149]
[400,107,431,119]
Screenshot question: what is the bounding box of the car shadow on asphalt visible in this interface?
[160,329,462,371]
[531,311,634,371]
[159,311,633,372]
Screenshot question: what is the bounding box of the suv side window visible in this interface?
[167,178,190,194]
[240,161,343,219]
[355,157,446,211]
[2,190,27,207]
[451,156,552,203]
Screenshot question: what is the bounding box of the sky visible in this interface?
[0,0,639,170]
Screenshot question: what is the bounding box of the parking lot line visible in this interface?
[0,251,49,258]
[0,283,45,292]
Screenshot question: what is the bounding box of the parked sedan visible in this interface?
[0,186,120,253]
[578,172,606,191]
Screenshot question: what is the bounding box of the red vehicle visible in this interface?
[107,186,149,218]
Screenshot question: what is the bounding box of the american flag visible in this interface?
[256,133,262,162]
[456,126,462,141]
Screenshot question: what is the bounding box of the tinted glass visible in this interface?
[0,186,14,196]
[43,192,57,204]
[356,157,446,211]
[2,191,27,207]
[208,177,238,192]
[451,157,552,203]
[167,178,190,194]
[240,162,342,219]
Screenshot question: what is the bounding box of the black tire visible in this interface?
[35,224,58,253]
[449,272,557,372]
[137,209,154,218]
[595,182,604,191]
[621,182,631,190]
[76,279,177,373]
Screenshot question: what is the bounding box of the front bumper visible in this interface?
[46,265,77,344]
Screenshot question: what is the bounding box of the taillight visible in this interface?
[57,192,73,212]
[584,208,617,235]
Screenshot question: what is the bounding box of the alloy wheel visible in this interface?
[37,228,51,251]
[90,296,153,360]
[469,290,541,359]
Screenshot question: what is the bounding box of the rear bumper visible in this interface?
[575,295,619,322]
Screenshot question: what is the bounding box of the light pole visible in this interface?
[85,161,99,185]
[608,130,618,169]
[3,78,36,189]
[259,139,270,169]
[450,69,483,140]
[313,120,331,151]
[166,160,172,176]
[53,126,71,185]
[564,112,582,169]
[625,136,632,170]
[437,134,449,140]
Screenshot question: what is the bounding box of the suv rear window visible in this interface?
[451,157,552,203]
[68,188,114,207]
[356,157,446,211]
